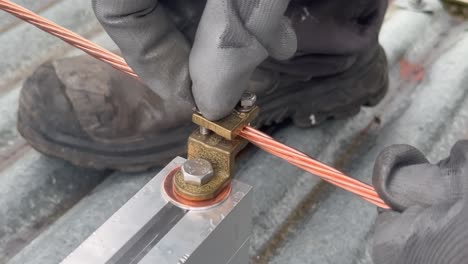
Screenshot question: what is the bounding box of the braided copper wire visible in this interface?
[0,0,138,79]
[0,0,389,209]
[240,127,389,208]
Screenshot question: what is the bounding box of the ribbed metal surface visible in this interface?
[0,1,465,263]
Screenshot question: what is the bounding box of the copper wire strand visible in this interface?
[243,126,344,174]
[0,0,138,79]
[239,129,390,208]
[239,130,386,201]
[0,0,390,209]
[242,130,374,191]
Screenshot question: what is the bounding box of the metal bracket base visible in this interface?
[61,157,252,264]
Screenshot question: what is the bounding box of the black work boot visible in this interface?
[18,57,195,171]
[254,0,389,126]
[17,0,388,171]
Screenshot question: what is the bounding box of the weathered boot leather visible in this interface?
[18,56,195,171]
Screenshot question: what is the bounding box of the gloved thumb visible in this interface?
[373,144,449,212]
[189,0,296,121]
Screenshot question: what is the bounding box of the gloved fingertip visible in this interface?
[373,144,429,212]
[192,87,242,121]
[198,105,235,121]
[447,140,468,162]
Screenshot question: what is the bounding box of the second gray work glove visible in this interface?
[371,141,468,264]
[190,0,297,120]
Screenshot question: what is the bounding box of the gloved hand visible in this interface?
[371,141,468,264]
[92,0,297,121]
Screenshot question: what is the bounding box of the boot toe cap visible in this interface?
[18,62,85,137]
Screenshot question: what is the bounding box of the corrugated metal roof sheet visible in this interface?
[1,1,467,263]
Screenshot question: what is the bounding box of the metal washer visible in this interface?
[161,168,232,211]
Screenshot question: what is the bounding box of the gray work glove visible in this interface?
[190,0,297,120]
[371,141,468,264]
[92,0,297,121]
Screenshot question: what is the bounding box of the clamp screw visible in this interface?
[181,158,214,186]
[199,126,210,135]
[239,92,257,112]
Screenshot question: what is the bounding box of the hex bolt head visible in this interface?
[239,92,257,112]
[181,158,214,186]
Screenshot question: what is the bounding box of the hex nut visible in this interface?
[181,158,214,186]
[240,92,257,111]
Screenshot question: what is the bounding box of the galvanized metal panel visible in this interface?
[7,170,158,264]
[268,10,468,264]
[0,151,107,263]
